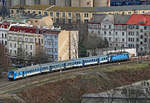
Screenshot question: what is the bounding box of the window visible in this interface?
[109,37,111,41]
[25,38,28,42]
[109,31,111,35]
[27,11,30,14]
[144,38,147,42]
[30,45,32,50]
[109,25,111,29]
[10,50,12,54]
[2,33,3,38]
[14,50,16,55]
[30,38,33,42]
[56,18,59,23]
[35,38,37,43]
[5,41,7,45]
[144,26,147,30]
[14,37,17,41]
[62,19,65,24]
[39,38,40,44]
[140,35,143,39]
[84,13,88,17]
[56,12,59,17]
[116,32,118,35]
[33,11,36,14]
[26,45,28,49]
[116,38,118,42]
[68,19,72,24]
[68,12,71,17]
[41,39,43,44]
[14,43,16,48]
[122,38,124,42]
[62,12,65,17]
[10,43,12,48]
[122,32,124,36]
[136,32,139,36]
[44,12,48,16]
[84,19,88,23]
[50,12,53,16]
[39,11,41,15]
[76,13,80,18]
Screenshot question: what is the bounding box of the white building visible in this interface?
[0,22,9,47]
[88,14,150,55]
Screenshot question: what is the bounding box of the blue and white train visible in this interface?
[8,53,129,80]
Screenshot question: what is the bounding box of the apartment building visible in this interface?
[0,22,10,46]
[0,21,79,61]
[43,29,79,61]
[8,26,44,58]
[43,30,59,61]
[88,15,130,48]
[88,14,150,55]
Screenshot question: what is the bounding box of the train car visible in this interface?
[109,53,129,62]
[99,56,109,64]
[8,65,41,80]
[83,56,99,66]
[65,59,83,68]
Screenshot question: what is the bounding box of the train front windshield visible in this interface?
[8,71,14,78]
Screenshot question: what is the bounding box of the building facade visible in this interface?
[9,0,110,8]
[88,14,150,55]
[43,30,59,61]
[10,5,93,24]
[0,21,79,62]
[10,5,150,25]
[8,26,44,58]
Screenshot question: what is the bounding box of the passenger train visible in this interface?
[8,53,129,80]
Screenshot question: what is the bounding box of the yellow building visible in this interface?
[10,5,93,24]
[10,5,150,24]
[58,30,79,61]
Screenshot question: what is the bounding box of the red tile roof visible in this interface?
[9,26,36,33]
[9,26,60,34]
[126,14,150,26]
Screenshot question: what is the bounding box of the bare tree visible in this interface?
[85,34,109,56]
[31,46,50,64]
[0,43,9,72]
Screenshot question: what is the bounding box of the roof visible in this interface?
[89,14,130,25]
[114,15,130,24]
[9,26,60,34]
[0,22,10,29]
[11,5,150,12]
[12,5,94,12]
[126,14,150,25]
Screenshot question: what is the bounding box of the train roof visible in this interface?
[13,64,40,72]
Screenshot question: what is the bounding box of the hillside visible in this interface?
[2,61,150,103]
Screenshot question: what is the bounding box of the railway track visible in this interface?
[0,59,149,95]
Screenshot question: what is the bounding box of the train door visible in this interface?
[23,71,25,78]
